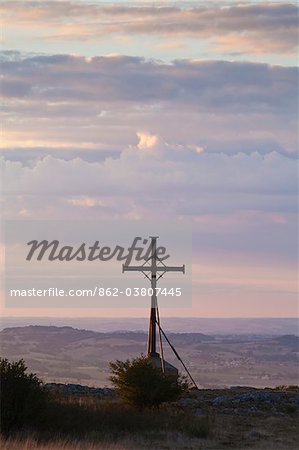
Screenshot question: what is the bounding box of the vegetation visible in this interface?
[0,390,210,445]
[275,385,299,391]
[3,357,297,449]
[109,355,189,408]
[0,357,209,447]
[0,358,48,436]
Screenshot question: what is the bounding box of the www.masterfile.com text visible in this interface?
[9,287,183,297]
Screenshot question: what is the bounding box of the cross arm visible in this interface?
[123,264,185,274]
[157,265,185,274]
[122,265,146,273]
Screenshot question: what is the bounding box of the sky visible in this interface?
[0,0,298,318]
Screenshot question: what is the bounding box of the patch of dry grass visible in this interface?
[1,412,298,450]
[0,432,213,450]
[1,391,298,449]
[0,393,211,449]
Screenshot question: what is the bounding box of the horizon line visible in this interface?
[1,316,297,320]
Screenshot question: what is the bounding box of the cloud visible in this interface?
[1,2,297,55]
[2,142,296,205]
[1,52,297,156]
[136,132,159,150]
[1,2,296,316]
[1,141,297,270]
[2,52,296,112]
[1,133,297,298]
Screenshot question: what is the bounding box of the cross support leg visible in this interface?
[148,307,159,357]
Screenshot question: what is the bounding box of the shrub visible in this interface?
[109,355,189,409]
[0,358,47,435]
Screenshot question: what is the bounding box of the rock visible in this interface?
[235,391,283,403]
[210,389,299,416]
[177,398,198,408]
[247,430,262,440]
[45,382,116,398]
[214,391,284,405]
[229,386,256,391]
[212,395,229,405]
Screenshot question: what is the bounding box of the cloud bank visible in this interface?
[2,52,297,156]
[1,2,297,55]
[1,2,297,315]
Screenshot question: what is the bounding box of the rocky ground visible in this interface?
[180,386,299,416]
[41,383,299,449]
[45,382,299,417]
[178,387,299,448]
[45,382,116,398]
[1,384,298,449]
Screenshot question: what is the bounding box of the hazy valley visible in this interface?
[1,322,298,388]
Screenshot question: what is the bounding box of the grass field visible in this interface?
[1,392,298,449]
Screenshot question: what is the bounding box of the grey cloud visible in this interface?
[1,52,297,157]
[2,52,297,114]
[2,143,297,265]
[1,80,32,98]
[1,2,297,54]
[0,148,121,165]
[2,149,297,200]
[1,147,297,266]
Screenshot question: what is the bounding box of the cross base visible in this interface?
[147,354,179,376]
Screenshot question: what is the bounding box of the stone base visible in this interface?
[147,354,178,375]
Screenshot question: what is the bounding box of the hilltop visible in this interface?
[1,325,298,449]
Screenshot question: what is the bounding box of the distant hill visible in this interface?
[273,335,299,349]
[1,325,298,389]
[1,317,298,335]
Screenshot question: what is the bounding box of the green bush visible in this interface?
[109,355,189,409]
[0,358,47,435]
[0,357,208,444]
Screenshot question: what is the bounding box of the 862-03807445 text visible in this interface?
[9,287,182,297]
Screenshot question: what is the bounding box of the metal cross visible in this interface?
[123,236,185,357]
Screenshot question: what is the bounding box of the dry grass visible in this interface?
[209,412,299,450]
[1,390,298,449]
[1,412,298,450]
[0,432,214,450]
[1,393,211,449]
